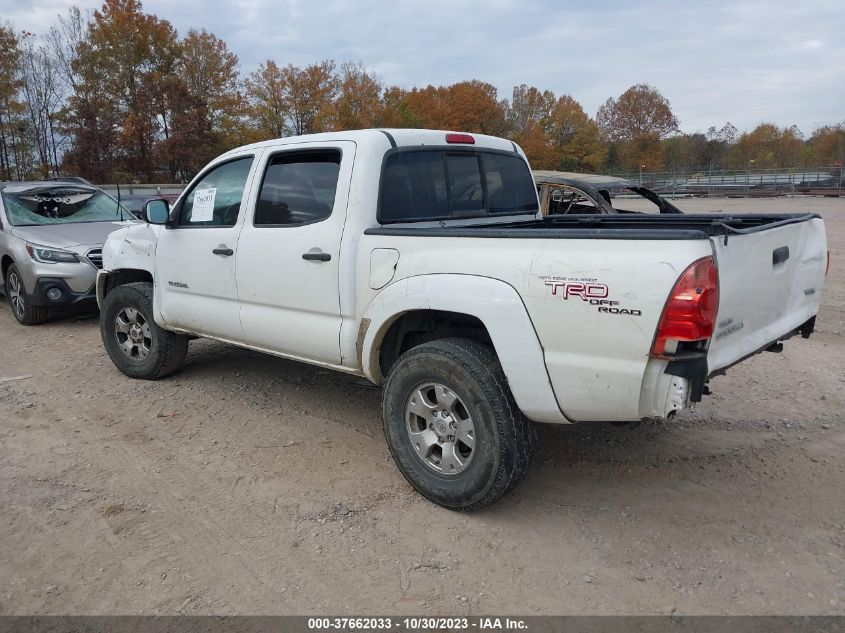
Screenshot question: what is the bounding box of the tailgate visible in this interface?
[707,216,827,373]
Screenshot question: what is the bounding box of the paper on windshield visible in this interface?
[191,188,217,222]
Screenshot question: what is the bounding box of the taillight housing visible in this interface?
[446,133,475,144]
[651,256,719,358]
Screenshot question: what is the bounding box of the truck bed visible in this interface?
[365,213,819,241]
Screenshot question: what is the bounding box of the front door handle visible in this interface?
[212,247,234,256]
[302,251,331,262]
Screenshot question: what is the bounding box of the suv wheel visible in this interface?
[382,338,537,510]
[4,264,48,325]
[100,282,189,379]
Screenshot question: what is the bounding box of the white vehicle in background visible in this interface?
[95,129,828,509]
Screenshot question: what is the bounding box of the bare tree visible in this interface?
[21,34,66,177]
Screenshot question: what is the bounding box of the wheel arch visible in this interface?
[97,268,154,308]
[360,274,569,424]
[1,254,14,279]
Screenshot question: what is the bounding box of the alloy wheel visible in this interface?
[114,307,152,361]
[405,383,476,475]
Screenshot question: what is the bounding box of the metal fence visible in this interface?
[97,165,845,202]
[608,165,844,198]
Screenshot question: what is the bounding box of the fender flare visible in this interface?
[360,274,569,424]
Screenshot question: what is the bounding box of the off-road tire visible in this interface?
[5,264,48,325]
[382,337,537,510]
[100,282,188,379]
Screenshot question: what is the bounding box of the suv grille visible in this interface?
[86,248,103,269]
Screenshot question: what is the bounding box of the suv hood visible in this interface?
[10,221,137,249]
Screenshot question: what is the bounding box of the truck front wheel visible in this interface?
[382,338,537,510]
[100,282,188,380]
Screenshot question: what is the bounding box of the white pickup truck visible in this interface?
[96,129,828,509]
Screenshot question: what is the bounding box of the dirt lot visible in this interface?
[0,197,843,616]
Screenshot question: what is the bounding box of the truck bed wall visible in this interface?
[357,233,713,422]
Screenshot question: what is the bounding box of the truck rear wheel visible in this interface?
[100,282,188,380]
[382,338,536,510]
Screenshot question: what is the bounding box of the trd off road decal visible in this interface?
[541,276,642,316]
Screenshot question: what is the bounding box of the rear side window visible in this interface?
[255,150,341,226]
[379,149,538,223]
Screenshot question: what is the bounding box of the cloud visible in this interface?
[4,0,843,134]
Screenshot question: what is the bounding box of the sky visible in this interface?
[2,0,843,135]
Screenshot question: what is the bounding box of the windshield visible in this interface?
[1,187,128,226]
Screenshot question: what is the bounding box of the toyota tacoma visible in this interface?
[95,129,828,509]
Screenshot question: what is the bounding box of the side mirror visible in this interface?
[143,199,170,225]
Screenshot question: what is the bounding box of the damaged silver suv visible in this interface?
[0,180,136,325]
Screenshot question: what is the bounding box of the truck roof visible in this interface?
[218,129,521,159]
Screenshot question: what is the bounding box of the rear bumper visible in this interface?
[638,359,692,418]
[639,314,817,419]
[707,315,815,378]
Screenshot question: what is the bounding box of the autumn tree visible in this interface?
[380,86,420,128]
[509,84,554,136]
[505,86,603,171]
[725,123,810,169]
[0,23,31,180]
[62,0,180,181]
[454,81,508,135]
[155,77,212,179]
[334,62,384,130]
[547,95,605,171]
[179,30,244,147]
[283,60,338,135]
[391,81,507,135]
[596,84,679,170]
[245,60,288,139]
[808,124,845,165]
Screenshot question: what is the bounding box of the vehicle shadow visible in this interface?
[178,339,754,515]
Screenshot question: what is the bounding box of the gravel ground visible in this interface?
[0,197,843,615]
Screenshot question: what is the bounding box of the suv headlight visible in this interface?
[26,244,81,264]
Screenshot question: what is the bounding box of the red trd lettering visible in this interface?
[545,280,609,301]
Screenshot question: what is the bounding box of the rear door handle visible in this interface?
[212,247,234,256]
[302,251,331,262]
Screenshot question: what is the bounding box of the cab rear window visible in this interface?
[379,149,538,223]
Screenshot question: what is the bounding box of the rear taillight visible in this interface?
[651,256,719,358]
